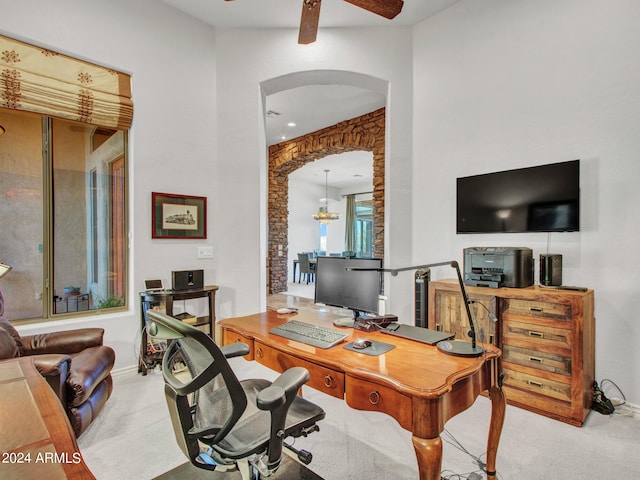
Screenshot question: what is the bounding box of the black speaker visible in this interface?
[172,269,204,290]
[540,254,562,287]
[414,268,430,328]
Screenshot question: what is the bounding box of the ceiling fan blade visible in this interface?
[298,0,322,45]
[344,0,404,19]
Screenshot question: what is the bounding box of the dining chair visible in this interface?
[297,253,316,284]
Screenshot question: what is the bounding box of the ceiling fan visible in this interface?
[224,0,405,44]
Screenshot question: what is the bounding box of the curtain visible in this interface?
[0,35,132,130]
[344,194,356,254]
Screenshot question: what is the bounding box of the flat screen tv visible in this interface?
[457,160,580,234]
[314,256,382,318]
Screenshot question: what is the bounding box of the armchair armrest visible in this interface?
[220,342,250,359]
[22,328,105,356]
[30,354,72,405]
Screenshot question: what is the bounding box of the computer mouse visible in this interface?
[276,307,298,314]
[352,338,372,350]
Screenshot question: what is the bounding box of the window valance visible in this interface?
[0,35,132,130]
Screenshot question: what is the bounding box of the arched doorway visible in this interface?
[267,107,385,293]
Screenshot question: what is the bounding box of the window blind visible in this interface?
[0,34,132,130]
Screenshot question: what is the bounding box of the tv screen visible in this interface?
[314,256,382,317]
[457,160,580,234]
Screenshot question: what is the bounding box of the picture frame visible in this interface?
[152,192,207,239]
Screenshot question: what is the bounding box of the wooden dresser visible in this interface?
[429,279,595,426]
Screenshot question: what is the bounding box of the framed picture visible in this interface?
[152,192,207,239]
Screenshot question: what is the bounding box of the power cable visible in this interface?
[440,428,504,479]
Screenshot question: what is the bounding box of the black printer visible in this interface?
[463,247,533,288]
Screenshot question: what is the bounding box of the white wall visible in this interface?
[288,179,324,281]
[1,0,218,370]
[413,0,640,402]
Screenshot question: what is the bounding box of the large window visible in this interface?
[0,108,128,321]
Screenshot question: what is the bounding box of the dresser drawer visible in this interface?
[502,298,572,325]
[254,342,345,399]
[503,320,572,351]
[502,368,571,404]
[345,376,412,430]
[503,344,571,376]
[222,330,254,360]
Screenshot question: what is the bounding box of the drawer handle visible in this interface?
[435,323,441,332]
[368,390,381,405]
[528,331,544,339]
[527,380,543,388]
[255,347,263,359]
[529,356,543,364]
[323,375,334,388]
[530,307,544,313]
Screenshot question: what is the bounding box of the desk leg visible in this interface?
[486,385,506,480]
[412,435,442,480]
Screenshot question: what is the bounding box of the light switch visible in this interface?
[197,246,214,259]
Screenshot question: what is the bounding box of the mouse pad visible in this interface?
[343,340,395,356]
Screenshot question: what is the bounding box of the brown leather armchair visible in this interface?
[0,317,115,437]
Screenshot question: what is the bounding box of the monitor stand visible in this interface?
[333,317,355,327]
[332,307,359,327]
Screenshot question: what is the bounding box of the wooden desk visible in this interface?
[0,357,95,480]
[220,309,506,480]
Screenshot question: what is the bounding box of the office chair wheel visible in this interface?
[198,451,217,466]
[237,459,262,480]
[252,466,261,480]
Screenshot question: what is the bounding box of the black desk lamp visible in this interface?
[348,260,484,358]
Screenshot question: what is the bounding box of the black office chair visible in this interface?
[297,253,316,284]
[145,310,325,480]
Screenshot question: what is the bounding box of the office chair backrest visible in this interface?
[146,310,247,464]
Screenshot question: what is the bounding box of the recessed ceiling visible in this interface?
[265,84,385,146]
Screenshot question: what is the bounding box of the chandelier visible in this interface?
[312,169,340,224]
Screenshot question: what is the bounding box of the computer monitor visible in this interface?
[314,256,382,319]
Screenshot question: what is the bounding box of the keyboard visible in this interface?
[270,320,349,349]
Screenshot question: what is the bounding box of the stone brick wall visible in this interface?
[268,108,385,294]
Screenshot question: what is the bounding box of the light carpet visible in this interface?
[78,358,640,479]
